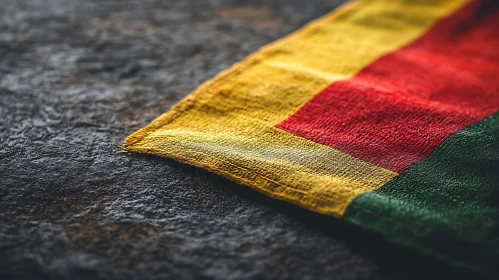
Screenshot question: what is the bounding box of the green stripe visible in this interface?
[343,113,499,274]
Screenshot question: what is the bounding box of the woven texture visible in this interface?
[124,0,499,274]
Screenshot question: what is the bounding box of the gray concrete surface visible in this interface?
[0,0,481,279]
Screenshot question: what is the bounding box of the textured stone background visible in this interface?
[0,0,482,279]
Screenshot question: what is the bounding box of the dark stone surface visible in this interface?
[0,0,483,279]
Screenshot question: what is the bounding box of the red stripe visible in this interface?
[276,0,499,173]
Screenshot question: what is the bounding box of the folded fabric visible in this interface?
[124,0,499,274]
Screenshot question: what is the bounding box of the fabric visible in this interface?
[124,0,499,274]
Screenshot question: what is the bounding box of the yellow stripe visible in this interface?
[124,0,468,217]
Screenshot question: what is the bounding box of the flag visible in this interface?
[124,0,499,274]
